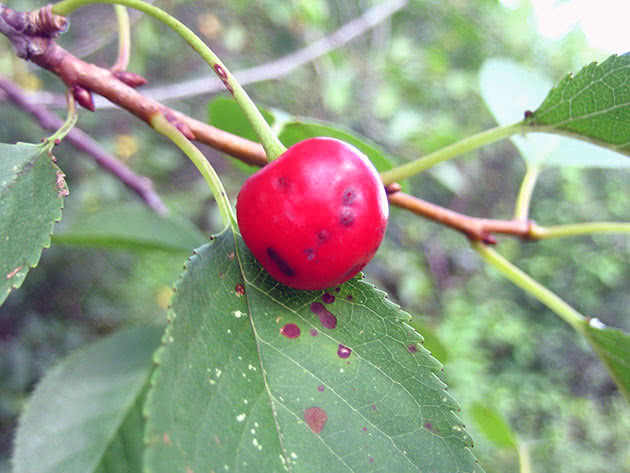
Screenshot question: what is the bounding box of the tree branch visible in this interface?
[0,77,168,215]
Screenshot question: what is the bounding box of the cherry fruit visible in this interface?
[236,137,388,290]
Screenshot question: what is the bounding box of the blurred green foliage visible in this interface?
[1,0,629,472]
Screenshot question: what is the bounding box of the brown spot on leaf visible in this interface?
[304,407,327,434]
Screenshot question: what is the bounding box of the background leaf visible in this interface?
[529,53,630,157]
[208,96,276,174]
[12,325,163,473]
[469,402,517,451]
[53,204,207,252]
[581,318,630,402]
[145,231,481,473]
[479,58,630,168]
[0,142,66,306]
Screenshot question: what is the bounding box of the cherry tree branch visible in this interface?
[0,77,168,215]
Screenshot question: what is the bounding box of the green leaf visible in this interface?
[53,204,207,252]
[582,318,630,402]
[279,120,397,175]
[0,142,66,306]
[479,58,630,168]
[208,96,276,174]
[469,402,517,450]
[528,53,630,158]
[12,325,163,473]
[144,230,481,473]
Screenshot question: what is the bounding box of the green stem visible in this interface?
[531,222,630,239]
[513,164,541,221]
[52,0,286,161]
[43,90,78,148]
[112,5,131,72]
[472,240,585,333]
[380,123,525,185]
[517,443,532,473]
[150,113,236,230]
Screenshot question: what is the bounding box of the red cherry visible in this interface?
[236,137,388,290]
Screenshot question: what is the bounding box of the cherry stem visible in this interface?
[513,163,541,221]
[43,89,77,148]
[150,112,237,230]
[472,240,586,333]
[52,0,286,161]
[380,123,525,184]
[111,5,130,72]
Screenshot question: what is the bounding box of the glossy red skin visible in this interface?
[236,137,388,290]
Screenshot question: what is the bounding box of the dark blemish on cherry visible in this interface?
[304,407,327,434]
[266,247,296,277]
[310,328,318,336]
[346,294,353,301]
[339,208,355,227]
[322,292,335,304]
[337,344,352,359]
[235,284,245,296]
[317,230,329,242]
[408,344,418,353]
[317,385,325,392]
[276,176,288,188]
[280,323,301,339]
[310,302,337,329]
[304,248,316,261]
[341,187,356,205]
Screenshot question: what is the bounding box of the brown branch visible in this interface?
[0,77,168,215]
[0,3,535,242]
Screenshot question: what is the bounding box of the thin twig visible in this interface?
[0,77,168,215]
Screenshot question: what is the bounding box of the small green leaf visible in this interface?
[582,318,630,402]
[469,402,517,450]
[12,325,163,473]
[479,58,630,168]
[0,142,66,306]
[208,96,276,174]
[53,204,206,252]
[144,231,481,473]
[529,53,630,157]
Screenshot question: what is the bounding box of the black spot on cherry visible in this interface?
[342,187,356,205]
[339,208,355,227]
[266,247,295,277]
[317,230,329,242]
[304,248,316,261]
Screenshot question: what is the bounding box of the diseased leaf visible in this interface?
[582,318,630,402]
[0,142,66,306]
[144,230,481,473]
[12,325,163,473]
[479,58,630,168]
[53,204,206,253]
[528,53,630,157]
